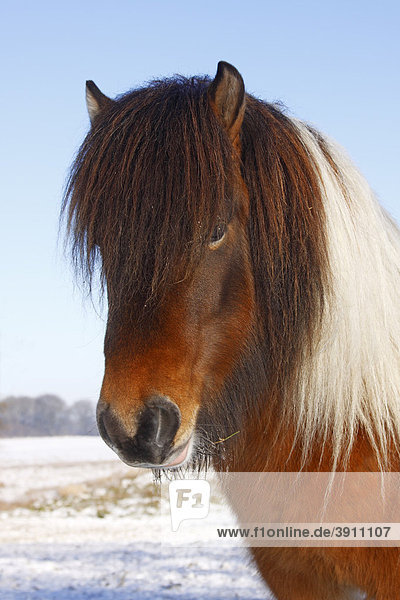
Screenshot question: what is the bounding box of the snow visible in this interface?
[0,436,118,466]
[0,543,267,600]
[0,437,270,599]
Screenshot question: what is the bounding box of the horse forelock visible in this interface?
[63,76,238,314]
[64,77,328,330]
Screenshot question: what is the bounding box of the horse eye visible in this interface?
[209,223,227,248]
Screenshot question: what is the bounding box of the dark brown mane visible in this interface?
[63,75,327,382]
[241,97,328,382]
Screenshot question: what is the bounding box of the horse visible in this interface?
[63,61,400,599]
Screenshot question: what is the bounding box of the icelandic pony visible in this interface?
[63,61,400,599]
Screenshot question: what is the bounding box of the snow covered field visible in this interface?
[0,437,269,599]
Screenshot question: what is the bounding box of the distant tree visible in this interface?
[65,399,98,435]
[33,395,66,435]
[0,396,36,436]
[0,395,98,436]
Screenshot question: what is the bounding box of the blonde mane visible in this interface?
[291,121,400,469]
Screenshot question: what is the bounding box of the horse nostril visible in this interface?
[96,400,123,450]
[136,396,181,451]
[96,396,182,466]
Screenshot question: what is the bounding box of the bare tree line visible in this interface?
[0,395,98,436]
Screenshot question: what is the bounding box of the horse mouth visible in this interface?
[162,437,192,468]
[115,437,194,470]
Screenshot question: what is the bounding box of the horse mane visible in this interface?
[63,75,400,470]
[289,123,400,469]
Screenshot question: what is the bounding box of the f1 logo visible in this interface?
[169,480,211,531]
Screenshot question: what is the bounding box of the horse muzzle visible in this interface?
[96,396,190,468]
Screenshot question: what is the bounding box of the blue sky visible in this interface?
[1,0,399,402]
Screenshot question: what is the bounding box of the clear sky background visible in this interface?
[1,0,399,403]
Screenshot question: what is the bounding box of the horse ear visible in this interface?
[85,81,113,124]
[208,61,245,142]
